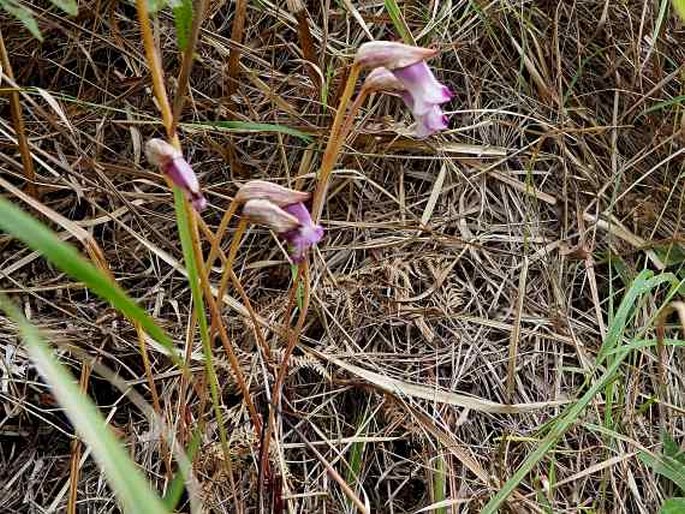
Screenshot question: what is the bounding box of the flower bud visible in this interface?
[362,67,406,93]
[145,138,207,212]
[236,180,310,207]
[242,199,301,233]
[355,41,437,71]
[145,138,181,166]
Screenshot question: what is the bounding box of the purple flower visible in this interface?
[237,180,323,263]
[145,139,207,212]
[357,42,453,138]
[281,202,324,263]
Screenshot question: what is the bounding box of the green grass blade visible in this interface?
[0,0,42,40]
[0,295,168,514]
[662,498,685,513]
[675,0,685,22]
[384,0,415,45]
[640,451,685,492]
[0,196,181,365]
[187,120,312,141]
[173,189,231,458]
[481,270,677,513]
[170,0,192,50]
[48,0,77,15]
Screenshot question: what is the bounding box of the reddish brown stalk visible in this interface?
[0,28,36,197]
[259,263,310,487]
[205,199,239,275]
[190,214,262,433]
[171,0,208,133]
[225,0,248,99]
[311,63,360,222]
[288,0,319,88]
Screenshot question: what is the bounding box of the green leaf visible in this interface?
[674,0,685,22]
[662,498,685,514]
[48,0,77,15]
[0,196,181,366]
[481,270,680,514]
[383,0,415,45]
[186,120,312,141]
[0,295,168,514]
[0,0,43,41]
[641,433,685,493]
[170,0,192,50]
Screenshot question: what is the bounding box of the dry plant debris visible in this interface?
[1,0,685,512]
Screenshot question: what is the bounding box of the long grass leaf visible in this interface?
[0,0,42,40]
[383,0,415,45]
[48,0,77,15]
[188,120,312,141]
[0,197,180,362]
[0,295,168,514]
[481,270,678,513]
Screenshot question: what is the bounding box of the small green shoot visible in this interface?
[170,0,193,50]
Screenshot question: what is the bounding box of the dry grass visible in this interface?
[1,0,685,512]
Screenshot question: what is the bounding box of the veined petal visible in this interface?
[392,61,453,113]
[355,41,437,70]
[243,199,301,233]
[236,180,310,207]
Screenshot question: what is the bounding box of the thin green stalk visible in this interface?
[174,188,236,480]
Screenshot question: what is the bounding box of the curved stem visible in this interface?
[205,199,239,275]
[135,0,174,141]
[311,63,360,222]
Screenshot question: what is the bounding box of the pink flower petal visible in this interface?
[145,138,207,213]
[355,41,437,70]
[164,157,207,212]
[392,61,453,112]
[282,203,324,262]
[413,105,449,139]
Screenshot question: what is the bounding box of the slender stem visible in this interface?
[215,218,247,311]
[0,28,36,197]
[135,0,174,142]
[171,0,208,133]
[191,213,262,432]
[336,88,370,150]
[205,199,239,275]
[311,63,360,222]
[67,362,90,514]
[207,219,272,359]
[259,262,310,485]
[225,0,248,99]
[271,263,310,410]
[136,0,239,496]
